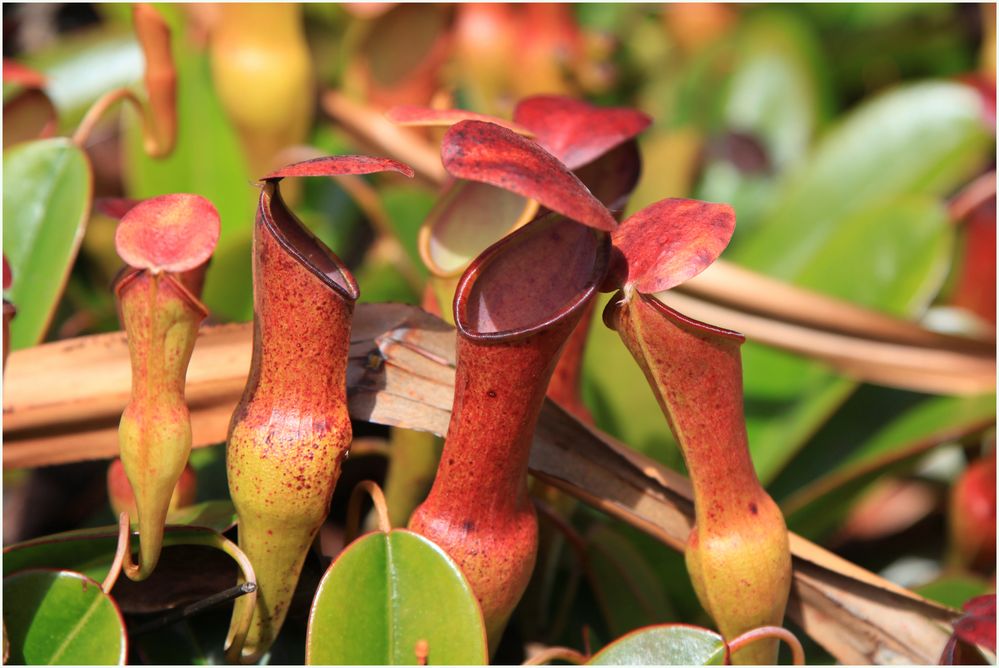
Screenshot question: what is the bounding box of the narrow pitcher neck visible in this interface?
[243,185,358,411]
[248,220,352,408]
[117,271,205,401]
[609,291,763,523]
[432,320,578,516]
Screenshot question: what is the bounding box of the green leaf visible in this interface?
[22,30,143,132]
[3,569,126,665]
[3,521,238,583]
[774,390,995,540]
[915,574,994,609]
[588,625,726,665]
[731,80,990,272]
[3,137,92,350]
[586,523,675,638]
[721,9,829,170]
[163,500,238,533]
[306,529,487,665]
[741,196,955,483]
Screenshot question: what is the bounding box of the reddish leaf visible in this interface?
[262,155,415,181]
[2,59,46,88]
[115,194,221,273]
[513,95,651,170]
[95,198,141,220]
[610,198,735,293]
[574,140,642,213]
[386,106,532,135]
[953,594,996,652]
[3,256,11,290]
[441,120,616,231]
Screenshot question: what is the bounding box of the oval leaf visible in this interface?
[3,569,127,665]
[386,106,532,135]
[441,120,616,231]
[611,199,735,293]
[4,517,238,583]
[2,137,92,350]
[731,81,992,276]
[306,529,487,665]
[114,193,220,273]
[262,155,415,181]
[589,624,726,665]
[513,95,651,170]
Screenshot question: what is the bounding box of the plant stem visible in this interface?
[71,87,167,157]
[727,626,804,666]
[345,480,392,542]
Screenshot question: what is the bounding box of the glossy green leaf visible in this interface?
[589,625,726,665]
[3,569,126,665]
[731,80,990,271]
[163,500,238,533]
[3,514,238,582]
[774,390,995,540]
[721,9,828,170]
[2,137,92,350]
[123,22,254,322]
[586,523,675,638]
[306,529,487,665]
[23,31,143,132]
[916,574,994,609]
[741,195,955,483]
[696,9,827,240]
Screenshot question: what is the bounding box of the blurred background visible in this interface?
[2,4,995,663]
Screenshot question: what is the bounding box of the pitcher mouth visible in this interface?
[454,212,609,344]
[113,266,209,320]
[418,180,540,279]
[258,182,360,303]
[603,289,744,345]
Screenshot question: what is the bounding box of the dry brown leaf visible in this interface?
[679,259,996,348]
[2,303,959,663]
[657,291,995,395]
